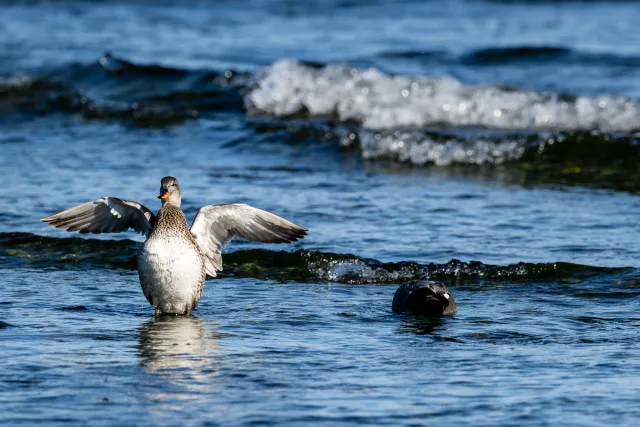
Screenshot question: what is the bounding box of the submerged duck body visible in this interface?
[42,176,307,315]
[392,280,457,316]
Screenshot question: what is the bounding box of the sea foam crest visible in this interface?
[352,130,530,166]
[247,60,640,132]
[0,74,33,89]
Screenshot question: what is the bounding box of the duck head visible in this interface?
[158,176,182,207]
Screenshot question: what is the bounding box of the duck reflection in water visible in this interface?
[137,315,222,402]
[403,317,448,335]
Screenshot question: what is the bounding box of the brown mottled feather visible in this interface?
[139,204,206,314]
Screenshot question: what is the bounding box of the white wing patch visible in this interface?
[109,206,123,219]
[103,198,124,218]
[443,293,450,300]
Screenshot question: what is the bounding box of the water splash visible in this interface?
[247,60,640,132]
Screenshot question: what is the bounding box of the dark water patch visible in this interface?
[97,52,191,78]
[0,75,82,117]
[59,306,88,312]
[346,129,640,192]
[569,316,640,324]
[0,74,196,126]
[399,318,448,335]
[515,131,640,192]
[83,101,199,126]
[0,321,16,329]
[95,53,248,112]
[461,45,640,68]
[463,46,572,64]
[61,53,250,97]
[247,118,347,146]
[380,44,640,70]
[254,119,640,192]
[1,53,246,126]
[0,377,40,391]
[74,333,121,342]
[1,233,632,284]
[0,135,29,144]
[0,232,140,270]
[376,49,451,60]
[574,290,640,300]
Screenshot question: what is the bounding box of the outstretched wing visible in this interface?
[42,197,155,237]
[190,204,307,276]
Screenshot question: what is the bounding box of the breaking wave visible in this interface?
[1,233,631,285]
[4,54,640,190]
[247,59,640,131]
[7,54,640,133]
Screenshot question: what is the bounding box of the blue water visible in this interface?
[1,0,639,425]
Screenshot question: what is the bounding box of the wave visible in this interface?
[348,129,640,190]
[461,46,640,67]
[0,53,246,125]
[462,46,571,64]
[352,129,531,166]
[6,54,640,132]
[1,233,631,284]
[5,53,640,132]
[246,59,640,132]
[0,74,197,125]
[350,129,640,171]
[4,54,640,190]
[243,120,640,191]
[380,45,572,65]
[377,45,640,68]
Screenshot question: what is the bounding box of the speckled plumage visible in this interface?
[138,204,206,315]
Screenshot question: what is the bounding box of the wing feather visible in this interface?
[190,203,307,276]
[42,197,155,237]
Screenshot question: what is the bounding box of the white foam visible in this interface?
[352,130,531,166]
[247,60,640,132]
[307,258,422,284]
[0,75,33,89]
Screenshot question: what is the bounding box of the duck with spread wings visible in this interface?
[42,176,307,315]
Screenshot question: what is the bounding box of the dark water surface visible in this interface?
[1,0,639,425]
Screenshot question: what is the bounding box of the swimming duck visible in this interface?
[392,280,456,316]
[42,176,307,315]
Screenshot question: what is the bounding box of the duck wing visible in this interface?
[190,203,307,276]
[42,197,155,237]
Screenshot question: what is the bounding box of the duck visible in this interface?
[42,176,307,315]
[392,280,456,316]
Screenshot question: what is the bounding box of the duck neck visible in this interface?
[161,194,181,208]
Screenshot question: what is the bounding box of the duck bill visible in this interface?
[158,190,170,200]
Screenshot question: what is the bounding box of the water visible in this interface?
[1,0,639,425]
